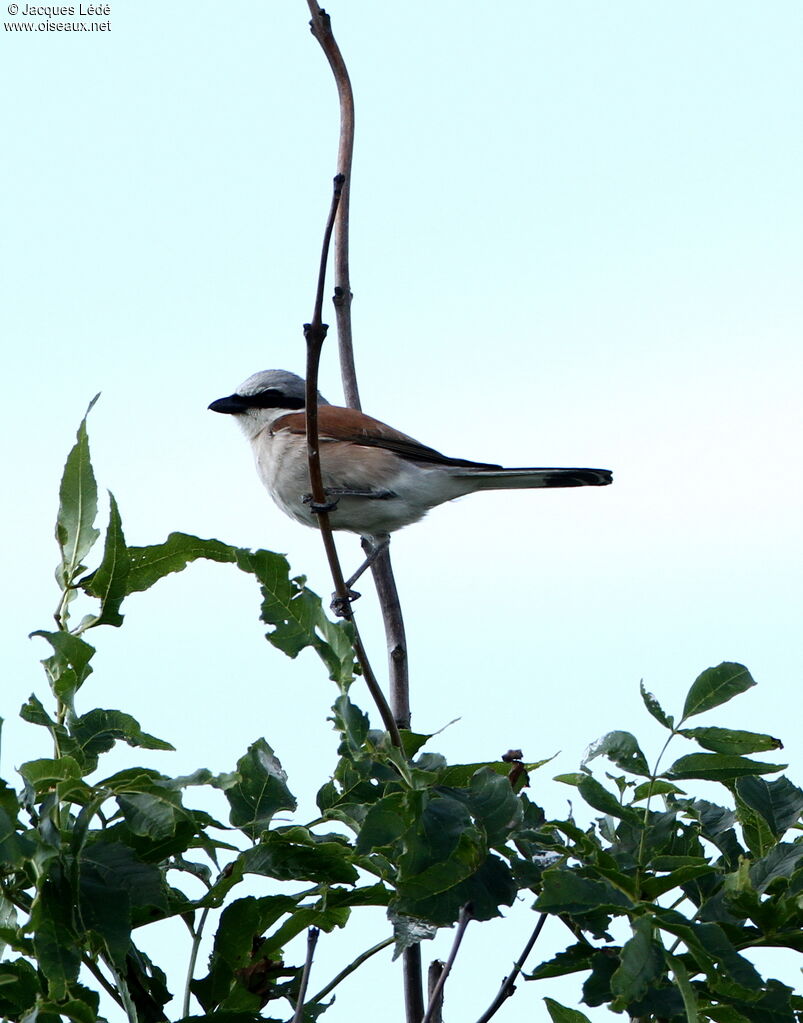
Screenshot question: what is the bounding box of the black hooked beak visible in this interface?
[208,394,251,415]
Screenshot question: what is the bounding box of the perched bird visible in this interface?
[209,370,612,547]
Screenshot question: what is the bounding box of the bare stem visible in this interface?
[426,961,445,1023]
[182,906,210,1018]
[474,913,548,1023]
[308,936,394,1005]
[303,177,401,746]
[306,0,359,408]
[305,3,417,1017]
[293,927,321,1023]
[404,942,426,1023]
[421,904,474,1023]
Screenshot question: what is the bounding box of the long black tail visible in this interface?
[449,467,613,489]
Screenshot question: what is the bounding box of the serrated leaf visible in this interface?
[125,532,238,593]
[735,775,803,839]
[682,662,756,720]
[583,730,650,777]
[544,997,593,1023]
[667,753,784,782]
[70,708,174,772]
[223,739,296,839]
[640,680,674,729]
[55,397,100,592]
[237,549,355,685]
[31,631,95,707]
[526,943,595,980]
[80,493,129,627]
[680,725,782,755]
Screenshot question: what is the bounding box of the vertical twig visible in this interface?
[305,3,418,1017]
[293,927,321,1023]
[426,960,445,1023]
[303,177,401,746]
[306,0,359,408]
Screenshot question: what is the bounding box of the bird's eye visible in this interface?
[248,389,305,410]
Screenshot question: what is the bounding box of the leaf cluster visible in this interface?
[2,407,802,1023]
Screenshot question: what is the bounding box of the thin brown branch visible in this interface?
[303,176,401,747]
[370,547,410,727]
[474,913,548,1023]
[293,927,320,1023]
[306,0,359,408]
[305,5,417,1018]
[308,936,394,1005]
[421,903,474,1023]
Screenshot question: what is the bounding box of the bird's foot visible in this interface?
[330,588,361,617]
[345,535,391,590]
[302,494,339,514]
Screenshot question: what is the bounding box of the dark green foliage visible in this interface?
[3,407,802,1022]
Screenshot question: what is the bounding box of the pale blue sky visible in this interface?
[3,3,803,1020]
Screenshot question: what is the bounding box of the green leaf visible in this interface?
[125,532,238,593]
[355,793,407,853]
[535,867,632,915]
[526,943,595,980]
[610,916,664,1007]
[467,766,523,843]
[30,867,81,1000]
[80,493,129,627]
[640,681,674,729]
[583,730,650,777]
[632,779,685,802]
[640,857,714,899]
[238,549,355,685]
[681,662,756,720]
[664,952,698,1023]
[70,708,174,772]
[223,739,297,839]
[556,773,641,823]
[331,695,370,754]
[749,842,803,894]
[544,997,593,1023]
[0,960,41,1018]
[666,753,784,782]
[55,396,100,591]
[19,757,83,795]
[31,631,95,707]
[735,775,803,839]
[679,725,782,755]
[237,827,359,885]
[395,851,517,925]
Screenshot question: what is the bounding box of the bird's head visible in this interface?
[208,369,329,438]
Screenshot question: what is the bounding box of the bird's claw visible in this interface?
[330,589,360,617]
[303,494,339,514]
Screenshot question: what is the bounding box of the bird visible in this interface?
[209,370,612,556]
